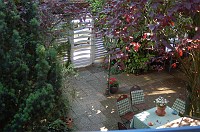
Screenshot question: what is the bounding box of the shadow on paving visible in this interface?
[69,63,187,131]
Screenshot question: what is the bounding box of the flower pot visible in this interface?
[155,106,166,116]
[66,117,73,129]
[110,86,119,94]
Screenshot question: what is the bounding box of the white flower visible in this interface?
[154,96,169,107]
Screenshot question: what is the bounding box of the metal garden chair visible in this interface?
[130,89,148,111]
[172,98,185,115]
[116,94,134,124]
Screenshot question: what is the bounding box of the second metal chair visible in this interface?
[130,89,148,111]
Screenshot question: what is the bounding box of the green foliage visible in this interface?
[110,66,122,75]
[0,83,17,130]
[125,50,152,74]
[48,119,68,131]
[5,84,55,131]
[55,40,72,67]
[86,0,106,15]
[0,0,71,131]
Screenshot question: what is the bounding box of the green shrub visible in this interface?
[0,1,70,131]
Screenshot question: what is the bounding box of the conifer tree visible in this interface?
[0,0,68,131]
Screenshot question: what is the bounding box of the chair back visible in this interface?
[118,122,127,130]
[130,90,145,105]
[172,98,185,115]
[116,95,132,116]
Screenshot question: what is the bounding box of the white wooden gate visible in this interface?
[70,15,95,68]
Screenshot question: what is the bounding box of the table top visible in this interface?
[134,106,180,129]
[158,117,200,128]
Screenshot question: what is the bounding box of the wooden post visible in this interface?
[105,54,111,96]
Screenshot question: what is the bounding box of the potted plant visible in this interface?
[109,77,119,94]
[154,96,169,116]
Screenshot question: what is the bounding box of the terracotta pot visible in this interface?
[156,106,166,116]
[110,86,119,94]
[66,117,73,129]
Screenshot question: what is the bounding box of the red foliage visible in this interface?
[171,63,177,69]
[178,49,183,57]
[38,1,89,46]
[130,42,141,52]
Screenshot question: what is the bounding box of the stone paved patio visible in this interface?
[68,63,187,131]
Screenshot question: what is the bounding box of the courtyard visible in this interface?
[1,1,200,131]
[68,63,187,131]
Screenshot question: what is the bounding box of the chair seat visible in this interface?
[133,103,148,111]
[116,95,134,125]
[121,111,135,121]
[118,122,128,130]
